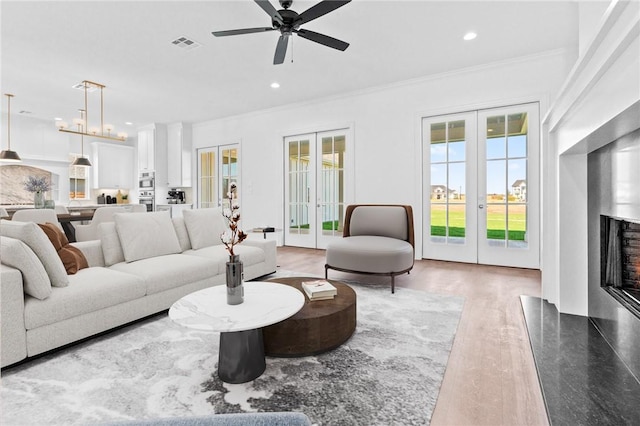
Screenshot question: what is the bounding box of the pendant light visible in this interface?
[71,109,92,167]
[0,93,22,162]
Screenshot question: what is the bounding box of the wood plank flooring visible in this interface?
[275,246,549,426]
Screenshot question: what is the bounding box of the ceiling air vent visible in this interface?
[171,36,201,51]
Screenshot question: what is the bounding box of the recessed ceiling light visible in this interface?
[270,82,280,89]
[464,32,477,41]
[54,117,63,121]
[125,122,133,126]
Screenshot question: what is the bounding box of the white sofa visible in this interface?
[0,208,276,368]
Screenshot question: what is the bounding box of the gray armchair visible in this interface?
[325,204,415,293]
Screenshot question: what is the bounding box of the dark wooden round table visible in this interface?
[263,277,357,357]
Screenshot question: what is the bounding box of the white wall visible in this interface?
[542,0,639,315]
[192,49,575,254]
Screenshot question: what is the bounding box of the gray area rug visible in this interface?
[1,275,464,425]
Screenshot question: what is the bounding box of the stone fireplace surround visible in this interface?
[588,125,640,378]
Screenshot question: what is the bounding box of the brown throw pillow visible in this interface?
[38,223,89,275]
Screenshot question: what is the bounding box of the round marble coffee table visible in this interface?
[169,282,304,384]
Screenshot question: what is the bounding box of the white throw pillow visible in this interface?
[182,208,227,250]
[114,211,181,262]
[0,236,52,300]
[98,222,125,266]
[172,217,192,252]
[0,219,69,287]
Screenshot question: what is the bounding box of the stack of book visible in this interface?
[301,280,337,301]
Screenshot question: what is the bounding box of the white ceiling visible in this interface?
[1,1,580,130]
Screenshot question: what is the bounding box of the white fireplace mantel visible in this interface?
[541,0,640,316]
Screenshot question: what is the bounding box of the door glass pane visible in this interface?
[485,112,530,249]
[430,121,466,244]
[320,135,345,236]
[508,135,527,158]
[221,148,239,210]
[288,140,311,234]
[487,159,506,202]
[486,115,506,159]
[199,150,216,209]
[487,204,506,245]
[508,204,527,247]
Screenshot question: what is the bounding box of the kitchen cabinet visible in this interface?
[91,142,135,189]
[137,127,155,171]
[167,122,192,187]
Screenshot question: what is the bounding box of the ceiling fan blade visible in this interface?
[295,29,349,51]
[212,27,275,37]
[296,0,351,26]
[255,0,284,26]
[273,34,289,65]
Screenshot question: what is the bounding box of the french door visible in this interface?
[422,103,540,268]
[197,144,240,209]
[284,129,349,249]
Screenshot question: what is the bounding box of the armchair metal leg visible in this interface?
[391,275,395,294]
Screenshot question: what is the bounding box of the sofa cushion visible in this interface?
[114,211,181,263]
[99,222,125,266]
[172,217,192,252]
[24,267,146,330]
[182,208,227,250]
[0,219,69,287]
[38,222,88,275]
[0,236,52,300]
[183,244,265,274]
[109,254,217,295]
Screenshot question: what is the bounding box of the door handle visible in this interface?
[479,204,484,209]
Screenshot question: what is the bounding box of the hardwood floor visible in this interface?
[275,246,549,426]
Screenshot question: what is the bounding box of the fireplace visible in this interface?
[601,215,640,318]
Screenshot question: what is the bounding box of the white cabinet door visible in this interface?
[137,128,155,171]
[167,123,191,187]
[92,142,135,189]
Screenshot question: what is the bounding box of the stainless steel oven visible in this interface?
[139,171,155,189]
[139,190,155,212]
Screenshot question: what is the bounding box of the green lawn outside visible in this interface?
[430,206,526,241]
[296,220,340,231]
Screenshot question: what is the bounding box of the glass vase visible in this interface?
[226,254,244,305]
[33,191,45,209]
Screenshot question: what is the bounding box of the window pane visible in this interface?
[487,159,506,202]
[508,159,527,202]
[487,204,506,243]
[431,122,446,163]
[430,204,446,242]
[508,204,527,248]
[448,162,465,202]
[448,120,465,162]
[448,204,465,240]
[508,134,527,158]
